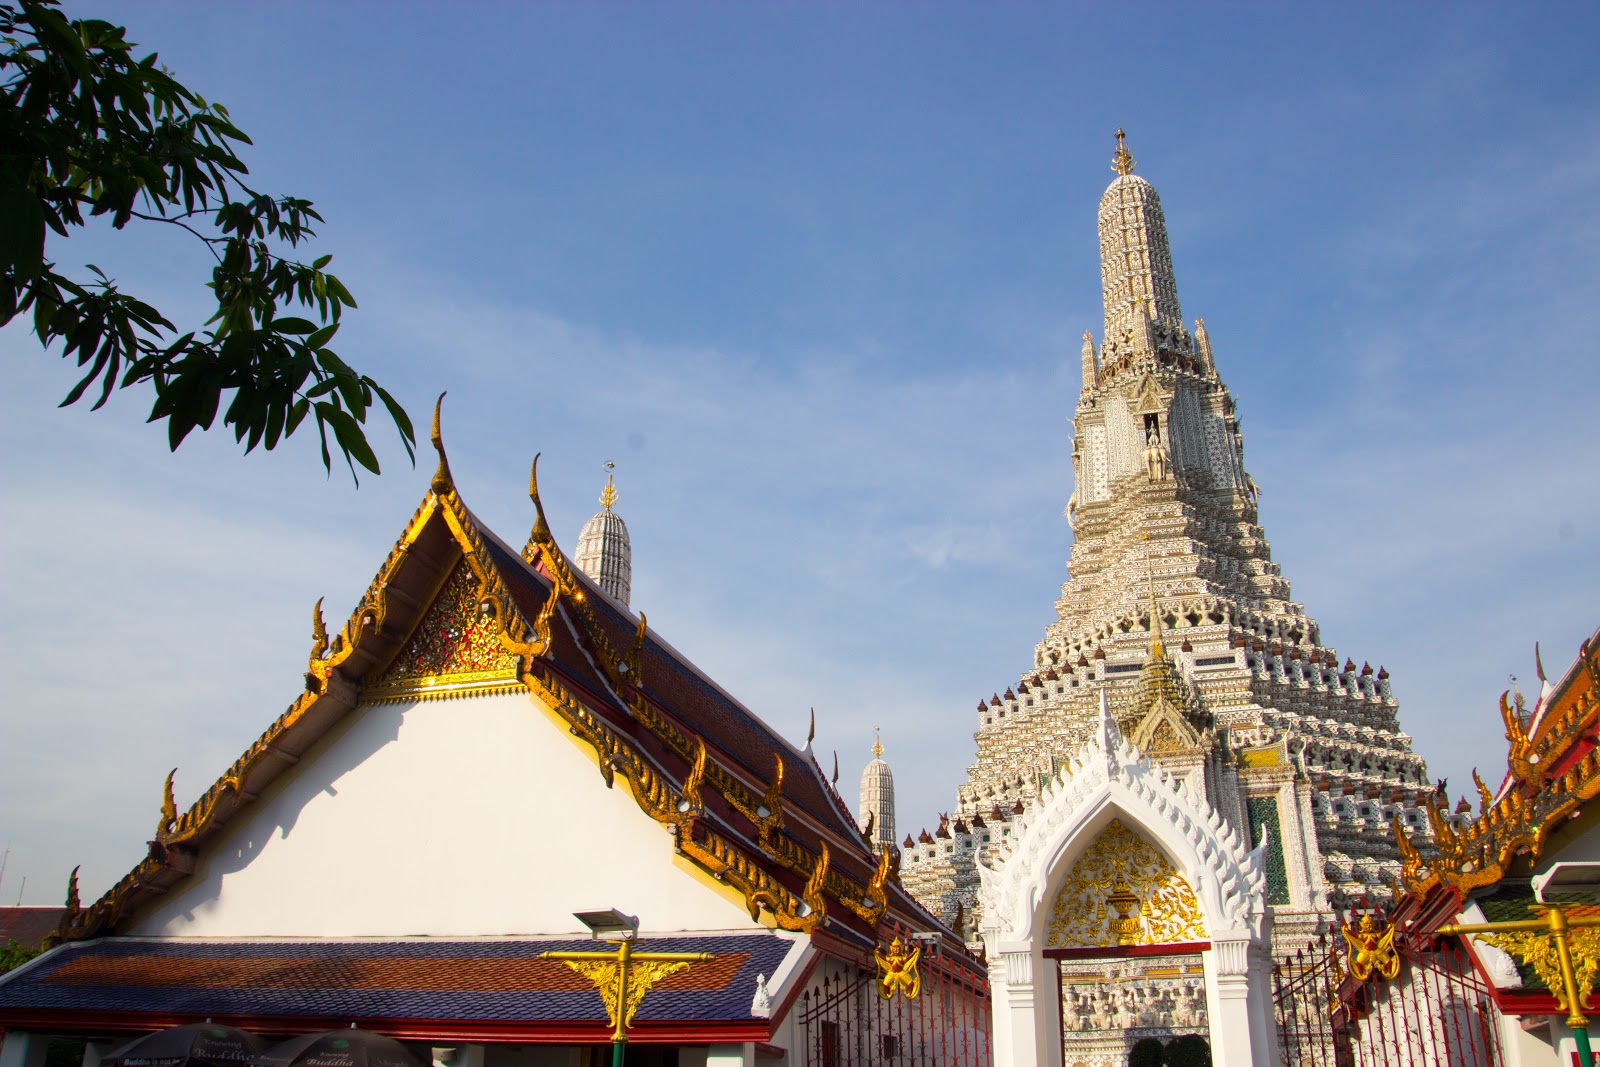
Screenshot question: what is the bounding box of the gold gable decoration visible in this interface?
[368,559,520,699]
[1047,818,1205,948]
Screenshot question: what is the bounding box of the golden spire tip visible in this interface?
[873,726,884,760]
[1112,128,1136,177]
[599,460,617,511]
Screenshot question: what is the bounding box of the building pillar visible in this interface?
[0,1032,49,1067]
[706,1043,753,1067]
[1202,936,1261,1066]
[1247,939,1280,1064]
[988,943,1058,1067]
[81,1042,111,1067]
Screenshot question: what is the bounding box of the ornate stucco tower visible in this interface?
[574,463,632,607]
[901,133,1446,947]
[857,731,896,855]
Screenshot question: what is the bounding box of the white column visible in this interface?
[706,1043,753,1067]
[1202,937,1259,1066]
[989,943,1058,1067]
[0,1032,49,1067]
[80,1042,111,1067]
[1247,939,1279,1065]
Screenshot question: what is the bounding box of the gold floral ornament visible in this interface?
[1342,914,1401,982]
[876,936,922,1000]
[1046,818,1205,948]
[542,941,713,1043]
[1480,917,1600,1019]
[367,560,519,697]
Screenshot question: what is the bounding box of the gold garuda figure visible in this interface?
[1343,914,1401,982]
[875,935,922,1000]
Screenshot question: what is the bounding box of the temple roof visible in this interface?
[47,404,948,955]
[0,934,800,1038]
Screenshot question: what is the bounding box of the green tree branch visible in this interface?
[1,0,414,479]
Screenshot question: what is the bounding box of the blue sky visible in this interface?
[2,3,1597,905]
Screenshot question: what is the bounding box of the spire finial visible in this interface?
[1143,532,1164,656]
[599,460,617,511]
[873,726,884,760]
[1112,128,1136,176]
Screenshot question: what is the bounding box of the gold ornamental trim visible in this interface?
[1393,635,1599,899]
[1046,819,1205,949]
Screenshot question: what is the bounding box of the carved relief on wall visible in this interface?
[368,558,519,697]
[1045,818,1205,948]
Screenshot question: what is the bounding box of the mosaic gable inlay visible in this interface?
[369,559,518,695]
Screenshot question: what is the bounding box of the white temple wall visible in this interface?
[1105,397,1141,483]
[1533,816,1600,875]
[1082,423,1109,502]
[1169,385,1204,473]
[129,691,752,938]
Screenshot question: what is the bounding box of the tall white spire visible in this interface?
[1098,129,1183,347]
[858,728,896,854]
[575,461,632,608]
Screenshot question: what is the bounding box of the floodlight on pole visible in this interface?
[573,908,640,942]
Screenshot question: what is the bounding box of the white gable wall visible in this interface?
[130,691,753,937]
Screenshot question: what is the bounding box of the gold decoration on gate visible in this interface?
[876,936,922,1000]
[1341,914,1401,982]
[1046,819,1205,948]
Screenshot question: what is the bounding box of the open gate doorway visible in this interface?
[1053,943,1212,1066]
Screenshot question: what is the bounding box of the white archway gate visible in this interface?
[977,698,1277,1067]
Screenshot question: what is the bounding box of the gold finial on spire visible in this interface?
[873,726,884,760]
[599,460,617,511]
[1112,128,1136,176]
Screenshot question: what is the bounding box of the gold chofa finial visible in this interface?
[873,726,884,760]
[429,393,453,495]
[1112,128,1136,176]
[599,460,617,511]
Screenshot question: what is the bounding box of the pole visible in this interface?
[612,939,631,1067]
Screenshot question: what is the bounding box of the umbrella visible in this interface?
[104,1024,269,1067]
[251,1029,424,1067]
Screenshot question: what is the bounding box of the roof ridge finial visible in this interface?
[1112,128,1136,177]
[429,392,453,495]
[873,726,884,760]
[599,460,617,511]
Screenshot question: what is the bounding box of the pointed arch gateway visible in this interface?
[977,698,1277,1067]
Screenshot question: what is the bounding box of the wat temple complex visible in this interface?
[889,135,1451,1051]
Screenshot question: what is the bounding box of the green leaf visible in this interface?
[305,321,338,349]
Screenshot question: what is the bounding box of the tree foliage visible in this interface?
[0,0,414,478]
[0,938,42,975]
